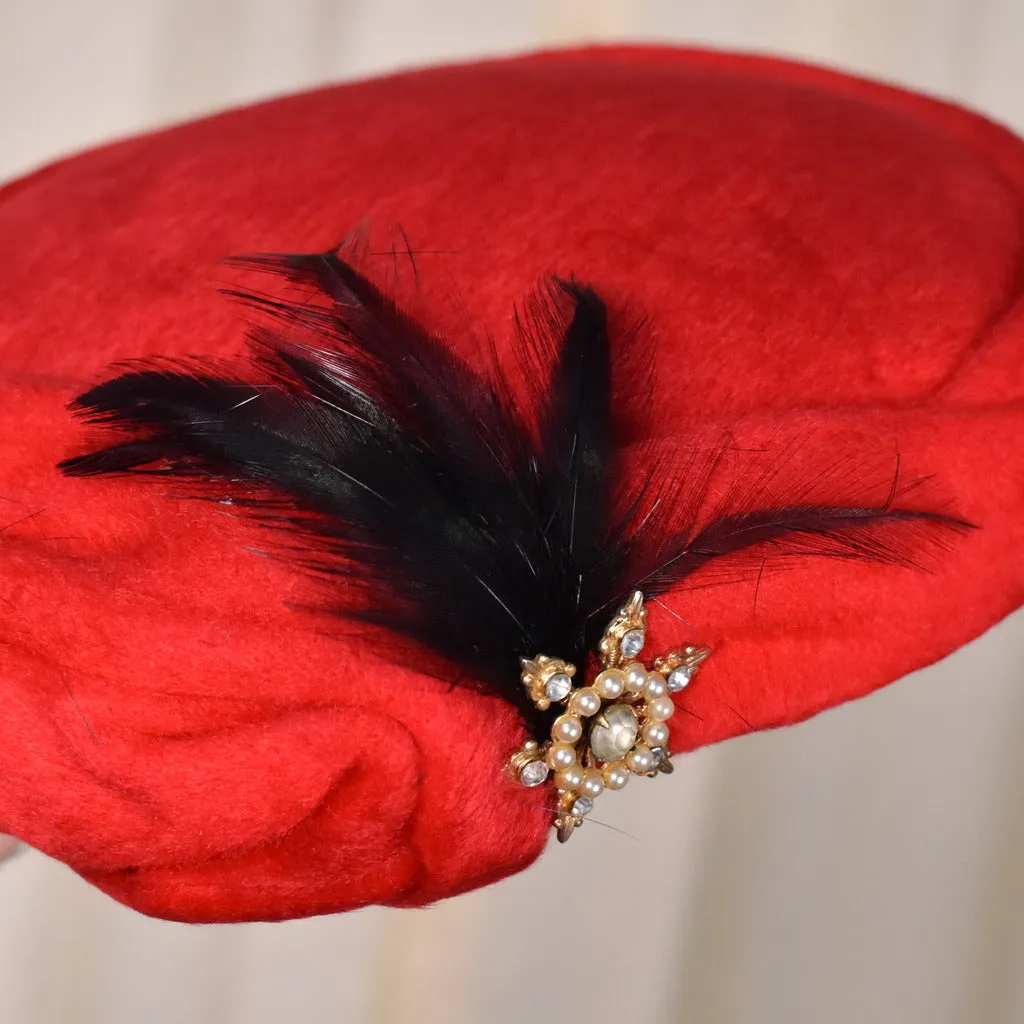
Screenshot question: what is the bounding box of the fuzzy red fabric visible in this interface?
[1,46,1022,922]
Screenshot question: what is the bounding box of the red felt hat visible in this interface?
[1,46,1021,922]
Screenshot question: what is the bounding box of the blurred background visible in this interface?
[2,2,1023,1022]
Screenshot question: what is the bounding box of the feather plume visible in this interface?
[60,243,974,735]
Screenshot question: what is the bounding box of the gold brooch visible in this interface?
[509,592,709,841]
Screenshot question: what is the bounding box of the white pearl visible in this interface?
[644,672,667,699]
[649,697,676,722]
[552,714,583,743]
[603,764,630,790]
[555,765,585,790]
[594,669,626,700]
[626,745,656,774]
[569,686,601,717]
[546,743,576,770]
[643,722,670,747]
[624,662,647,691]
[580,770,605,799]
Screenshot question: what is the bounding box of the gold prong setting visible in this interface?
[654,645,711,693]
[510,591,709,841]
[519,655,576,711]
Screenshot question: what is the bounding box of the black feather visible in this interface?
[60,243,974,736]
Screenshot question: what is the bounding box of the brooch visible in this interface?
[510,592,709,841]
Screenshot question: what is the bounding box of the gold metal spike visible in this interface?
[597,590,648,668]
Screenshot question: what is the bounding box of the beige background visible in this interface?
[2,2,1023,1023]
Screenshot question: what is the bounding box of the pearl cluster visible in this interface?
[546,655,677,839]
[510,592,710,843]
[547,662,676,786]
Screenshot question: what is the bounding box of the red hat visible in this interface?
[1,46,1021,922]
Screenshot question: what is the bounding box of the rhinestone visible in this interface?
[589,704,639,762]
[621,628,645,658]
[545,672,573,701]
[571,796,594,818]
[667,665,694,693]
[519,760,550,787]
[650,746,665,766]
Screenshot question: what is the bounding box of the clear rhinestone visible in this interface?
[589,703,639,762]
[621,628,645,658]
[519,759,550,787]
[571,796,594,818]
[544,672,572,702]
[649,746,665,766]
[667,665,693,693]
